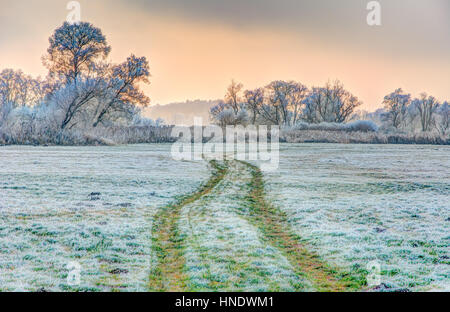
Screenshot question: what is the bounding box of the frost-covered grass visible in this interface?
[263,144,450,291]
[1,143,448,292]
[281,129,450,145]
[0,144,208,291]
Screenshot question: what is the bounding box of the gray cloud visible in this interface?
[121,0,450,59]
[124,0,364,30]
[2,0,449,59]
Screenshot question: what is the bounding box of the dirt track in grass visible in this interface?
[149,160,364,292]
[148,161,227,291]
[241,161,364,291]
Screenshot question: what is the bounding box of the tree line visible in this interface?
[211,80,449,135]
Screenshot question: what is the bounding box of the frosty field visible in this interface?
[0,145,208,291]
[0,143,448,292]
[263,144,450,291]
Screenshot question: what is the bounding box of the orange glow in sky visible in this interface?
[1,0,449,111]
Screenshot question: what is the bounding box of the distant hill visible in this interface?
[144,99,220,125]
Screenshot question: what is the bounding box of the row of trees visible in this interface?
[211,80,449,135]
[0,22,151,143]
[210,80,363,127]
[382,88,449,134]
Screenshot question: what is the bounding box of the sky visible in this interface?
[0,0,449,111]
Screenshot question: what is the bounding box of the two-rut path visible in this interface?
[148,160,363,292]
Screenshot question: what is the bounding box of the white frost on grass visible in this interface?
[179,161,311,292]
[0,144,208,291]
[263,144,449,291]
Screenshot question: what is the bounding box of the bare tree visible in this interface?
[302,81,361,123]
[210,100,228,122]
[243,88,264,124]
[302,87,323,123]
[321,81,362,123]
[40,22,113,129]
[382,88,411,129]
[288,82,308,125]
[411,93,440,132]
[43,22,111,84]
[0,69,43,108]
[51,78,105,130]
[224,79,243,114]
[265,81,295,125]
[436,101,450,134]
[93,55,150,127]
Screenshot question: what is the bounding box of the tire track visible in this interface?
[179,161,312,291]
[240,161,364,291]
[148,161,227,291]
[149,159,363,292]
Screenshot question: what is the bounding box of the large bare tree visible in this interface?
[412,93,440,132]
[93,55,150,127]
[287,82,308,125]
[0,69,43,108]
[382,88,411,129]
[224,79,243,114]
[243,88,264,124]
[42,22,111,129]
[43,22,111,84]
[302,81,361,123]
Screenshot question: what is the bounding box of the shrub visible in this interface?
[291,121,378,132]
[346,120,378,132]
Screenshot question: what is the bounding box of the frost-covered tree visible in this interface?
[318,81,361,123]
[288,82,309,125]
[382,88,411,129]
[40,22,112,129]
[210,100,249,127]
[132,115,165,127]
[49,77,105,130]
[210,100,228,122]
[265,80,292,125]
[302,87,323,123]
[410,93,440,132]
[0,69,43,129]
[216,109,236,127]
[436,101,450,134]
[93,55,150,127]
[328,81,362,123]
[211,80,248,126]
[224,80,243,114]
[350,109,370,121]
[243,88,264,124]
[0,69,43,108]
[41,22,151,130]
[0,102,13,126]
[43,22,111,84]
[301,81,361,124]
[264,80,309,126]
